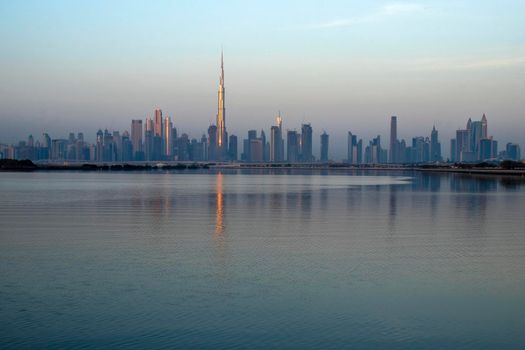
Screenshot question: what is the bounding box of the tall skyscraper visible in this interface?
[144,117,154,161]
[389,116,398,163]
[470,120,483,158]
[347,131,362,164]
[320,132,329,162]
[244,130,257,162]
[347,131,355,163]
[287,130,299,163]
[113,130,122,161]
[216,50,227,159]
[154,109,163,137]
[43,133,51,149]
[481,113,488,139]
[270,126,280,162]
[277,113,284,161]
[365,135,386,163]
[430,125,441,162]
[450,138,457,162]
[456,129,471,162]
[270,112,284,162]
[131,119,143,160]
[300,123,313,162]
[228,135,238,161]
[121,131,133,161]
[164,115,173,159]
[260,130,268,162]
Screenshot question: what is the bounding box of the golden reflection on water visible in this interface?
[214,172,225,237]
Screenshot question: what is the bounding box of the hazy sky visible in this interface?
[1,0,524,159]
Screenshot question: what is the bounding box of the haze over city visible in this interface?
[3,2,525,349]
[1,0,524,159]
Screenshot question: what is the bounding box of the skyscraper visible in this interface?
[506,143,521,161]
[365,135,385,163]
[270,126,280,162]
[300,123,313,162]
[320,132,329,162]
[144,117,154,161]
[456,129,471,162]
[260,130,268,162]
[480,138,496,161]
[470,120,483,158]
[347,131,362,164]
[450,138,457,162]
[389,116,398,163]
[164,115,173,159]
[154,109,163,137]
[430,125,441,162]
[244,130,257,162]
[287,130,299,163]
[131,119,143,160]
[216,50,227,159]
[270,112,283,162]
[228,135,238,161]
[481,113,488,139]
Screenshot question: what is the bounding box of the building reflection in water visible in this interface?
[212,172,231,282]
[388,184,397,235]
[214,172,225,238]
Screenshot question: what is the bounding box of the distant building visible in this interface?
[347,131,362,164]
[479,138,497,161]
[287,130,299,163]
[260,130,268,162]
[164,115,173,159]
[389,116,398,163]
[365,135,386,164]
[177,133,190,161]
[430,125,441,162]
[450,139,457,162]
[249,138,263,162]
[505,143,521,161]
[270,112,284,162]
[154,109,163,138]
[121,131,133,161]
[216,51,227,160]
[450,114,496,163]
[300,123,313,162]
[320,132,329,162]
[228,135,238,161]
[243,130,257,162]
[411,136,430,163]
[131,119,143,160]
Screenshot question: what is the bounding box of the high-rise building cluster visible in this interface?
[449,114,520,162]
[378,116,443,164]
[0,55,522,164]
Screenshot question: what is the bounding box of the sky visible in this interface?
[1,0,524,159]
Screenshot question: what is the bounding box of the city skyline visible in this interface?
[1,1,525,157]
[0,52,520,162]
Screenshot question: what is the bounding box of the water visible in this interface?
[1,170,525,349]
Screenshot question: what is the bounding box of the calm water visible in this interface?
[1,170,525,349]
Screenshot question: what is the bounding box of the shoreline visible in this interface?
[2,159,525,177]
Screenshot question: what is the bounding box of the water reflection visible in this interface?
[214,172,225,237]
[388,185,397,234]
[212,172,231,282]
[2,171,525,349]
